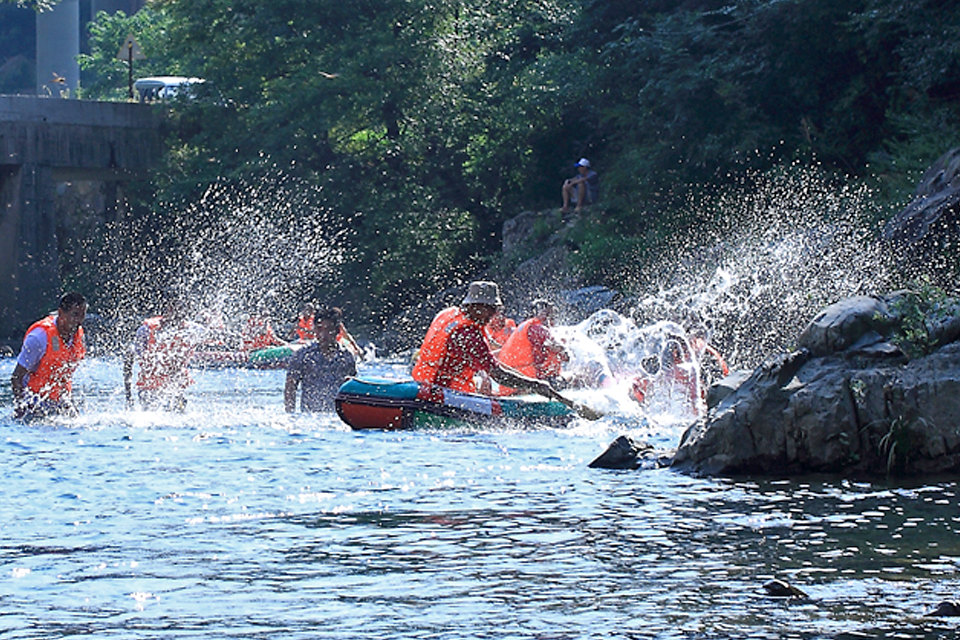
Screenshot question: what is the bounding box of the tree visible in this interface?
[78,6,180,101]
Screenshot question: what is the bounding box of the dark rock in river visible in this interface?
[925,601,960,617]
[589,435,669,470]
[672,293,960,477]
[762,579,809,599]
[705,369,751,410]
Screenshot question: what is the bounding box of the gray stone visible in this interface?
[673,313,960,477]
[798,296,895,357]
[705,369,751,410]
[589,435,663,470]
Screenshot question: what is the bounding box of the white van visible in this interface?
[133,76,204,102]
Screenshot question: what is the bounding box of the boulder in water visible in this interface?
[762,579,809,599]
[589,435,667,470]
[672,292,960,477]
[925,601,960,617]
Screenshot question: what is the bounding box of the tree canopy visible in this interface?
[75,0,960,324]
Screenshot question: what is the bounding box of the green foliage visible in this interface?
[878,416,921,476]
[566,212,651,286]
[0,0,56,9]
[887,278,953,359]
[78,7,183,100]
[65,0,960,332]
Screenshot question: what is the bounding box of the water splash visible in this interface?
[555,314,705,427]
[547,163,902,426]
[97,172,349,351]
[625,163,896,369]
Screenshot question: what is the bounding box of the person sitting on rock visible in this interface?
[561,158,600,213]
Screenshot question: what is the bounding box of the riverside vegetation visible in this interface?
[0,0,953,334]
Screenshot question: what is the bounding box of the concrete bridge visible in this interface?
[0,95,161,340]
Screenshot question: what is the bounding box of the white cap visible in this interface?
[576,158,591,167]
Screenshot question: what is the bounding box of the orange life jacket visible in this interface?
[136,317,194,391]
[296,316,316,341]
[630,376,651,405]
[484,316,516,350]
[243,316,281,351]
[411,307,472,390]
[702,343,730,377]
[24,316,85,402]
[497,317,564,379]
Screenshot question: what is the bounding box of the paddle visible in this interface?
[497,364,604,420]
[546,388,604,421]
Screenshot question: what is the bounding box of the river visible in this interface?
[1,356,958,639]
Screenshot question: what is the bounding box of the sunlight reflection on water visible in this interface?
[1,356,959,639]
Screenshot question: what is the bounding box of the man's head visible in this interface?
[161,294,189,324]
[461,281,502,325]
[314,306,344,345]
[57,292,87,335]
[59,292,86,312]
[531,298,557,325]
[575,158,591,175]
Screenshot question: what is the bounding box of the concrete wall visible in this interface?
[0,96,161,340]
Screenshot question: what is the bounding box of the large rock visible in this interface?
[882,147,960,256]
[672,293,960,476]
[797,295,894,356]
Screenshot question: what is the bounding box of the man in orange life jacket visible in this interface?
[124,297,206,411]
[483,310,517,353]
[10,292,88,420]
[292,302,317,341]
[411,281,563,401]
[497,299,569,391]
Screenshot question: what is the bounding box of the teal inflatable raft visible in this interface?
[334,377,575,430]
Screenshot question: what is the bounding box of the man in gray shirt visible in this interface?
[284,306,358,412]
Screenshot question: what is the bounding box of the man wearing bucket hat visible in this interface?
[561,157,600,213]
[412,281,600,419]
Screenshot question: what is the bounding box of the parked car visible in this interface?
[133,76,204,102]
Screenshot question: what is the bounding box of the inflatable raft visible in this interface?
[191,343,304,370]
[335,377,575,430]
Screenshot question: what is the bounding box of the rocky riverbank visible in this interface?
[591,289,960,477]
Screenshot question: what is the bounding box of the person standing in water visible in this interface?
[124,296,206,411]
[285,306,358,412]
[10,292,88,421]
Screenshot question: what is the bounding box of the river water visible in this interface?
[1,356,958,639]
